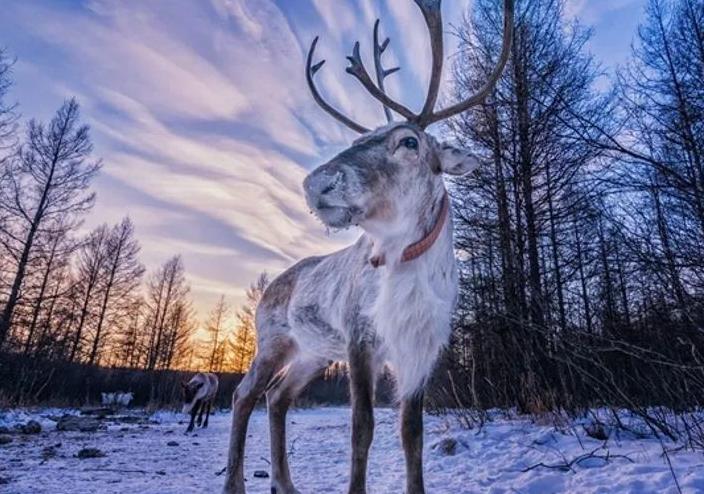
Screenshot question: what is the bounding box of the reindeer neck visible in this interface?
[368,186,451,268]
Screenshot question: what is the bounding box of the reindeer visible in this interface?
[224,1,513,493]
[182,372,219,433]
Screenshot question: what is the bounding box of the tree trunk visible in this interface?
[545,159,567,330]
[514,32,544,328]
[24,236,59,355]
[88,235,125,365]
[574,219,592,333]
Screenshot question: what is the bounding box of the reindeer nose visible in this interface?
[304,168,343,202]
[320,181,337,196]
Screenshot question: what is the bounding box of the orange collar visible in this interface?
[370,192,450,268]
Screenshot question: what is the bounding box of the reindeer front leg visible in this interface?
[401,391,425,494]
[186,400,201,433]
[348,341,375,494]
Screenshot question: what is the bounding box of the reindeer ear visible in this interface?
[437,143,481,176]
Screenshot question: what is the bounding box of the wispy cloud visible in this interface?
[5,0,357,309]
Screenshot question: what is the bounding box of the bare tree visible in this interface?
[161,299,196,370]
[0,99,100,349]
[0,55,202,376]
[87,217,144,365]
[202,295,229,373]
[443,0,611,410]
[614,0,704,307]
[111,298,146,368]
[68,224,108,362]
[21,223,75,355]
[144,256,192,370]
[228,273,267,373]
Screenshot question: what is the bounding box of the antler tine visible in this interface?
[306,36,369,134]
[422,0,515,126]
[373,20,401,123]
[345,41,416,121]
[414,0,444,122]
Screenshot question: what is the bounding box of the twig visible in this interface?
[33,367,55,401]
[521,446,634,473]
[288,436,300,457]
[660,441,683,494]
[521,461,572,473]
[83,468,165,475]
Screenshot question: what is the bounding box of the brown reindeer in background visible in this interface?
[224,1,513,493]
[182,372,218,433]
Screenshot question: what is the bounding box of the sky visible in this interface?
[0,0,646,321]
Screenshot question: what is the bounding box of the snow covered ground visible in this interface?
[0,406,703,493]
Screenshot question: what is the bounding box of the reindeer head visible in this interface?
[181,380,203,414]
[303,0,513,242]
[303,122,481,236]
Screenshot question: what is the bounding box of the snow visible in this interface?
[1,407,703,493]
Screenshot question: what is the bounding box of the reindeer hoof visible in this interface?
[223,480,246,494]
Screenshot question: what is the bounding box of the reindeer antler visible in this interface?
[373,20,400,123]
[305,0,514,133]
[419,0,514,126]
[306,37,369,134]
[414,0,445,122]
[345,41,415,121]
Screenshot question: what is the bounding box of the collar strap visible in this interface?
[370,192,450,268]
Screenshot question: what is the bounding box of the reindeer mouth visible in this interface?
[312,201,361,229]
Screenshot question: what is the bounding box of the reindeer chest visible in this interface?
[371,260,457,337]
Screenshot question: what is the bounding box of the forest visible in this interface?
[430,0,704,440]
[0,74,261,402]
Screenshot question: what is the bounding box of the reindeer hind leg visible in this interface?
[267,357,327,494]
[197,399,206,427]
[203,400,212,428]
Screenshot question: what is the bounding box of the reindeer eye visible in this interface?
[401,137,418,150]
